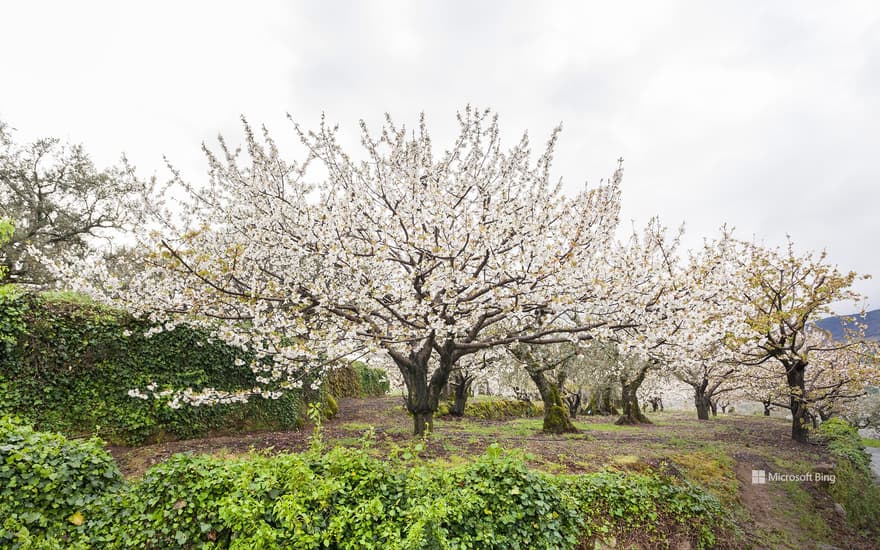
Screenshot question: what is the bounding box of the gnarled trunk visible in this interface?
[450,370,474,417]
[709,399,718,417]
[587,385,618,416]
[616,367,651,425]
[691,376,714,421]
[565,390,582,418]
[527,369,577,434]
[390,337,456,436]
[787,362,809,443]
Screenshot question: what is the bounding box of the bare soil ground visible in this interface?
[109,397,878,549]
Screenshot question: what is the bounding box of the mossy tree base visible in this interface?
[615,413,651,426]
[544,404,578,434]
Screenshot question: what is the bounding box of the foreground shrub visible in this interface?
[88,446,582,549]
[816,417,880,534]
[0,417,122,548]
[95,454,242,548]
[3,421,726,549]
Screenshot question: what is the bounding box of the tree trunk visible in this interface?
[390,338,456,437]
[450,371,473,417]
[588,385,618,416]
[565,390,581,418]
[412,411,432,435]
[439,380,452,402]
[527,369,577,434]
[763,398,772,416]
[616,368,651,425]
[787,362,809,443]
[709,399,718,417]
[693,379,711,421]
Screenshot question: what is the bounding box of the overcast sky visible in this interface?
[2,1,878,310]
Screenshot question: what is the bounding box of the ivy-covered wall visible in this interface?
[0,289,306,445]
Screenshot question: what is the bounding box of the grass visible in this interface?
[443,417,542,437]
[862,437,880,448]
[339,421,374,432]
[779,481,833,541]
[574,422,637,432]
[670,449,739,506]
[611,454,640,466]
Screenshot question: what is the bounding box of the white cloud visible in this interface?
[2,0,877,307]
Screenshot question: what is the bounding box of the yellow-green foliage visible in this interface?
[326,364,362,398]
[0,219,13,280]
[323,393,339,419]
[325,362,390,399]
[354,361,391,396]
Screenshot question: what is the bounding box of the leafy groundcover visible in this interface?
[0,416,724,549]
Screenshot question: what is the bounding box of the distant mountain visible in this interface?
[815,309,880,341]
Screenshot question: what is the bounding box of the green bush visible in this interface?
[354,361,390,397]
[816,417,872,471]
[816,417,880,534]
[1,421,726,549]
[0,285,27,359]
[0,416,122,548]
[323,393,339,419]
[93,453,242,548]
[103,446,583,549]
[0,292,306,445]
[402,445,582,548]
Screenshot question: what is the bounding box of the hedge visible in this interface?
[0,289,307,445]
[325,361,391,399]
[437,398,543,420]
